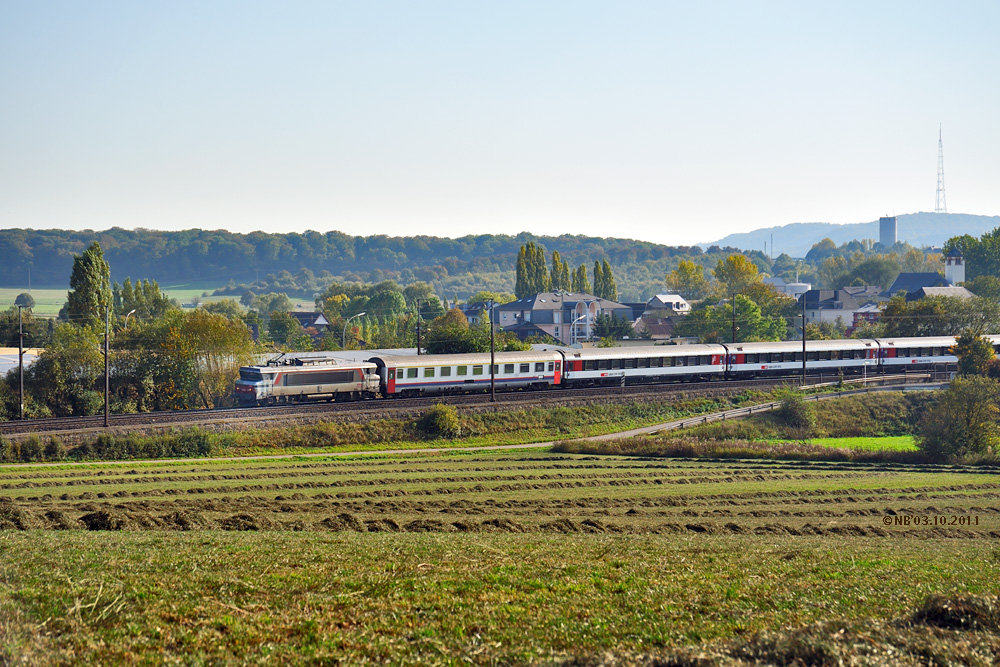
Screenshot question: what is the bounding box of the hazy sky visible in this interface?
[2,1,998,246]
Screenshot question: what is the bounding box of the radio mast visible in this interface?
[935,124,947,213]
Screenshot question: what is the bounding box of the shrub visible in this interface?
[773,389,815,432]
[44,436,67,461]
[919,376,1000,461]
[418,403,461,439]
[20,435,44,462]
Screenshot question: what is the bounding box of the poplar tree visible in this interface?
[593,261,605,299]
[572,264,591,293]
[515,242,551,297]
[601,259,619,302]
[550,251,571,291]
[65,242,112,327]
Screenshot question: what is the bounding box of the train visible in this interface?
[232,335,982,406]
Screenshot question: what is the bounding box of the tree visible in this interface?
[202,299,244,320]
[550,251,571,291]
[424,309,474,354]
[114,278,175,321]
[713,254,761,296]
[919,376,1000,461]
[665,260,711,300]
[966,275,1000,300]
[65,242,112,327]
[267,311,305,347]
[250,293,294,320]
[675,295,785,343]
[467,291,515,306]
[952,332,996,377]
[599,260,618,301]
[592,312,634,339]
[515,242,550,297]
[572,264,591,293]
[14,293,34,309]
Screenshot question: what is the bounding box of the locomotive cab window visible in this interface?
[239,369,263,382]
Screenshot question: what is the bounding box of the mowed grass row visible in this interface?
[1,532,998,666]
[2,451,999,665]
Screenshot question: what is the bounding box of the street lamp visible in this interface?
[343,312,366,349]
[570,312,587,345]
[123,308,137,332]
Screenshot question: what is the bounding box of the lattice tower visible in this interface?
[935,124,947,213]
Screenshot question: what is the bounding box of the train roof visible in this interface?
[367,350,562,367]
[560,344,724,360]
[873,336,958,347]
[241,359,376,371]
[722,339,877,354]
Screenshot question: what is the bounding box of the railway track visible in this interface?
[1,377,799,438]
[0,373,937,440]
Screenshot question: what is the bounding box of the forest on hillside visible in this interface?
[0,228,727,302]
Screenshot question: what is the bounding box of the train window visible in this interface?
[921,347,932,357]
[698,355,710,365]
[520,363,530,373]
[745,354,757,364]
[441,366,452,377]
[650,357,662,367]
[424,368,435,378]
[239,369,264,381]
[807,352,818,361]
[584,360,595,371]
[456,366,467,376]
[555,362,560,371]
[504,364,515,374]
[624,359,635,369]
[933,347,943,356]
[472,366,483,376]
[896,348,908,358]
[535,362,544,372]
[609,359,620,370]
[831,351,840,360]
[638,358,649,368]
[548,362,554,371]
[598,360,610,370]
[395,369,403,379]
[407,368,418,379]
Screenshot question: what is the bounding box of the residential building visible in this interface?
[493,292,633,346]
[800,287,881,327]
[883,272,949,298]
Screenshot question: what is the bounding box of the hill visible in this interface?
[704,212,1000,258]
[0,228,720,303]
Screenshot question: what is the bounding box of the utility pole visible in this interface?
[731,293,738,344]
[104,306,111,428]
[801,296,807,384]
[17,305,24,420]
[489,299,496,403]
[415,299,423,355]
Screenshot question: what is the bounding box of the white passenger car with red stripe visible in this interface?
[559,345,726,387]
[368,351,563,397]
[723,339,878,378]
[875,336,958,368]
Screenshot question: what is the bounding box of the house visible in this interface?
[288,312,331,331]
[883,272,949,299]
[645,294,690,314]
[632,316,681,341]
[493,292,633,346]
[904,286,975,302]
[800,287,881,327]
[850,303,882,333]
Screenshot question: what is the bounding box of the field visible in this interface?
[2,450,999,665]
[807,435,919,451]
[0,288,69,318]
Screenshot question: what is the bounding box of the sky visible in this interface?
[1,1,998,247]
